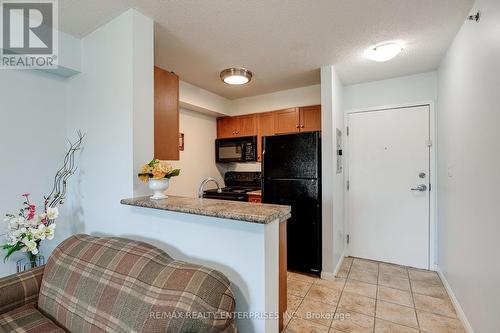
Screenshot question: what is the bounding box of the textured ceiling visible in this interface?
[59,0,474,99]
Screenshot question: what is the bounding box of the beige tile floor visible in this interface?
[284,257,466,333]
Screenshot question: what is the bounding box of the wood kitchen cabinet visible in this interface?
[274,105,321,134]
[256,112,275,161]
[217,117,239,138]
[238,114,257,136]
[217,114,256,138]
[248,196,262,203]
[247,190,262,203]
[274,108,300,134]
[300,105,322,132]
[216,105,321,150]
[154,66,180,160]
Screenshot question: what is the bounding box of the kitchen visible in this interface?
[153,65,323,276]
[132,64,323,331]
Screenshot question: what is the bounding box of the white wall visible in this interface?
[219,162,262,173]
[0,70,68,276]
[132,11,155,197]
[66,9,145,236]
[179,81,232,116]
[331,70,345,274]
[57,31,82,73]
[344,71,437,111]
[320,66,345,276]
[166,109,224,197]
[179,82,321,118]
[39,30,82,77]
[437,1,500,332]
[231,84,321,115]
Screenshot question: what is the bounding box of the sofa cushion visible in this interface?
[0,303,64,333]
[0,266,44,315]
[38,234,235,333]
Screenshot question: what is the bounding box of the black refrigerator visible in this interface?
[262,131,322,276]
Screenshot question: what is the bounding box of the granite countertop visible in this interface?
[247,190,262,196]
[120,196,291,224]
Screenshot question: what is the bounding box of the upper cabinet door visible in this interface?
[217,117,239,138]
[274,108,300,134]
[257,112,275,161]
[154,66,179,160]
[236,114,257,137]
[300,105,321,132]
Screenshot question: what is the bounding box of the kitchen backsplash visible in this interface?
[217,162,262,174]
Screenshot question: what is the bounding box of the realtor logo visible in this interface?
[1,0,58,69]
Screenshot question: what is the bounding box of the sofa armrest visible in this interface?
[0,265,45,315]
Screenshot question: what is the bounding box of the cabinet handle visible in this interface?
[301,125,304,128]
[296,125,300,128]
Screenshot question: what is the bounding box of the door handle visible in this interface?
[411,184,427,192]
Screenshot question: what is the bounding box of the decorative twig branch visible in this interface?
[1,131,85,262]
[46,131,85,208]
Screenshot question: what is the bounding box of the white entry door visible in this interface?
[348,105,430,269]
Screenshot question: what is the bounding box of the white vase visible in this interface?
[148,178,169,200]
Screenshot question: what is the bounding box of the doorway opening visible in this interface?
[345,104,436,270]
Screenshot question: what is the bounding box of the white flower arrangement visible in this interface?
[2,194,58,259]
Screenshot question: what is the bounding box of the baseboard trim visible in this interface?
[321,251,346,280]
[437,268,475,333]
[321,271,336,280]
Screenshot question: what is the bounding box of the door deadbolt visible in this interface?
[418,172,426,179]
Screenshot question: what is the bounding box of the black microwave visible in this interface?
[216,136,257,163]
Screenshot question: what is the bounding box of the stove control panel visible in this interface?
[224,172,262,188]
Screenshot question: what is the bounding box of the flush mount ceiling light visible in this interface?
[365,42,405,62]
[220,67,253,85]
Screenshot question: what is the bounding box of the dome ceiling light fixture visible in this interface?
[220,67,253,85]
[365,42,405,62]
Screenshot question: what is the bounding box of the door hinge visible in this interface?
[426,140,433,147]
[346,180,350,191]
[347,234,350,244]
[429,183,432,191]
[346,126,349,136]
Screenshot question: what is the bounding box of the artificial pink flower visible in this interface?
[22,193,30,198]
[27,204,36,220]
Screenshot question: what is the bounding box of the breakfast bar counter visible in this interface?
[120,196,290,224]
[120,195,290,333]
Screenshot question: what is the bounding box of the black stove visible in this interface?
[203,172,262,201]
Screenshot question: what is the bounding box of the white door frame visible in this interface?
[344,101,437,270]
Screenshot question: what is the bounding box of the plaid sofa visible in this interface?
[0,234,236,333]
